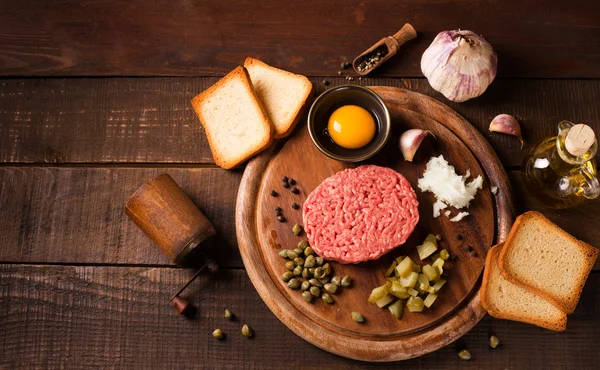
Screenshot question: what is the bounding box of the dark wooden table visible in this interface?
[1,1,599,368]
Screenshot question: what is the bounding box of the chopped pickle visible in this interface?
[432,279,446,292]
[424,234,438,246]
[427,286,437,294]
[439,249,450,260]
[407,296,425,312]
[388,300,404,319]
[429,252,440,262]
[411,263,422,273]
[385,261,397,277]
[395,257,413,277]
[417,241,438,260]
[399,271,418,288]
[432,258,445,270]
[376,294,395,308]
[390,282,410,299]
[395,256,404,264]
[407,288,419,297]
[368,284,389,303]
[423,293,438,308]
[422,264,439,281]
[435,265,444,277]
[419,282,430,292]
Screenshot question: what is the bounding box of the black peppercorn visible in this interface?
[277,215,286,222]
[291,187,299,194]
[275,206,282,213]
[337,71,343,76]
[282,176,289,183]
[322,79,330,86]
[283,182,290,188]
[270,190,278,197]
[292,203,299,210]
[288,178,296,186]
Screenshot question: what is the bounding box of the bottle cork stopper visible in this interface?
[565,124,596,156]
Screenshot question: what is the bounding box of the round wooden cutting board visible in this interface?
[236,87,514,362]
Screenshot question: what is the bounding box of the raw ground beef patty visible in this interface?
[302,165,419,264]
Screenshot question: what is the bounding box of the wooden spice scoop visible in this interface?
[352,23,417,76]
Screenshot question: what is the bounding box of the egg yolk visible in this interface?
[328,105,376,149]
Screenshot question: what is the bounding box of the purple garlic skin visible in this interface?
[489,114,524,148]
[421,30,497,103]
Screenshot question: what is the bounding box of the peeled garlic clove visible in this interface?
[421,30,497,103]
[399,129,434,162]
[489,114,524,148]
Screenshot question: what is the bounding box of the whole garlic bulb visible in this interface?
[421,30,497,103]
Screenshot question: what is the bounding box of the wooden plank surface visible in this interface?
[2,78,600,167]
[1,0,600,77]
[0,167,598,270]
[1,264,598,369]
[0,167,241,267]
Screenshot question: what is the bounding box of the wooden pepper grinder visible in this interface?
[125,173,219,315]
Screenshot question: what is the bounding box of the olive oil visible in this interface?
[523,121,599,209]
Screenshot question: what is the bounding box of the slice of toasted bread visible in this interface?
[498,211,599,313]
[482,244,567,331]
[191,66,273,169]
[244,58,313,138]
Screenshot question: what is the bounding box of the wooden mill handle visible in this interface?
[392,23,417,45]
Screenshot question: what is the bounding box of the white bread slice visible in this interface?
[191,66,273,169]
[498,211,599,313]
[482,244,567,331]
[244,58,313,138]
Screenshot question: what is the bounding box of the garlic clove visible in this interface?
[399,129,434,162]
[421,30,497,103]
[489,114,524,148]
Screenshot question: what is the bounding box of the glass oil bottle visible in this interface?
[523,121,599,209]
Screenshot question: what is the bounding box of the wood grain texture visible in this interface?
[0,0,599,77]
[236,87,514,361]
[0,167,598,269]
[1,78,599,166]
[1,264,598,369]
[0,167,241,267]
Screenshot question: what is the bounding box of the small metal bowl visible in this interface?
[307,85,391,162]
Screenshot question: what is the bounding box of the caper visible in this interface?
[351,312,364,323]
[286,250,298,259]
[212,328,224,340]
[309,278,323,288]
[293,265,303,276]
[298,240,309,250]
[292,224,303,235]
[315,257,324,266]
[278,250,289,258]
[314,267,323,278]
[304,255,316,268]
[340,275,352,287]
[308,267,316,275]
[281,271,294,282]
[285,261,295,271]
[319,277,330,284]
[321,293,334,304]
[301,280,311,291]
[241,324,253,338]
[304,246,314,256]
[489,335,500,349]
[458,349,471,360]
[322,263,331,276]
[288,278,301,289]
[293,257,304,267]
[302,291,313,303]
[330,276,341,286]
[309,286,320,297]
[224,309,233,320]
[302,268,310,279]
[324,283,338,294]
[293,248,303,256]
